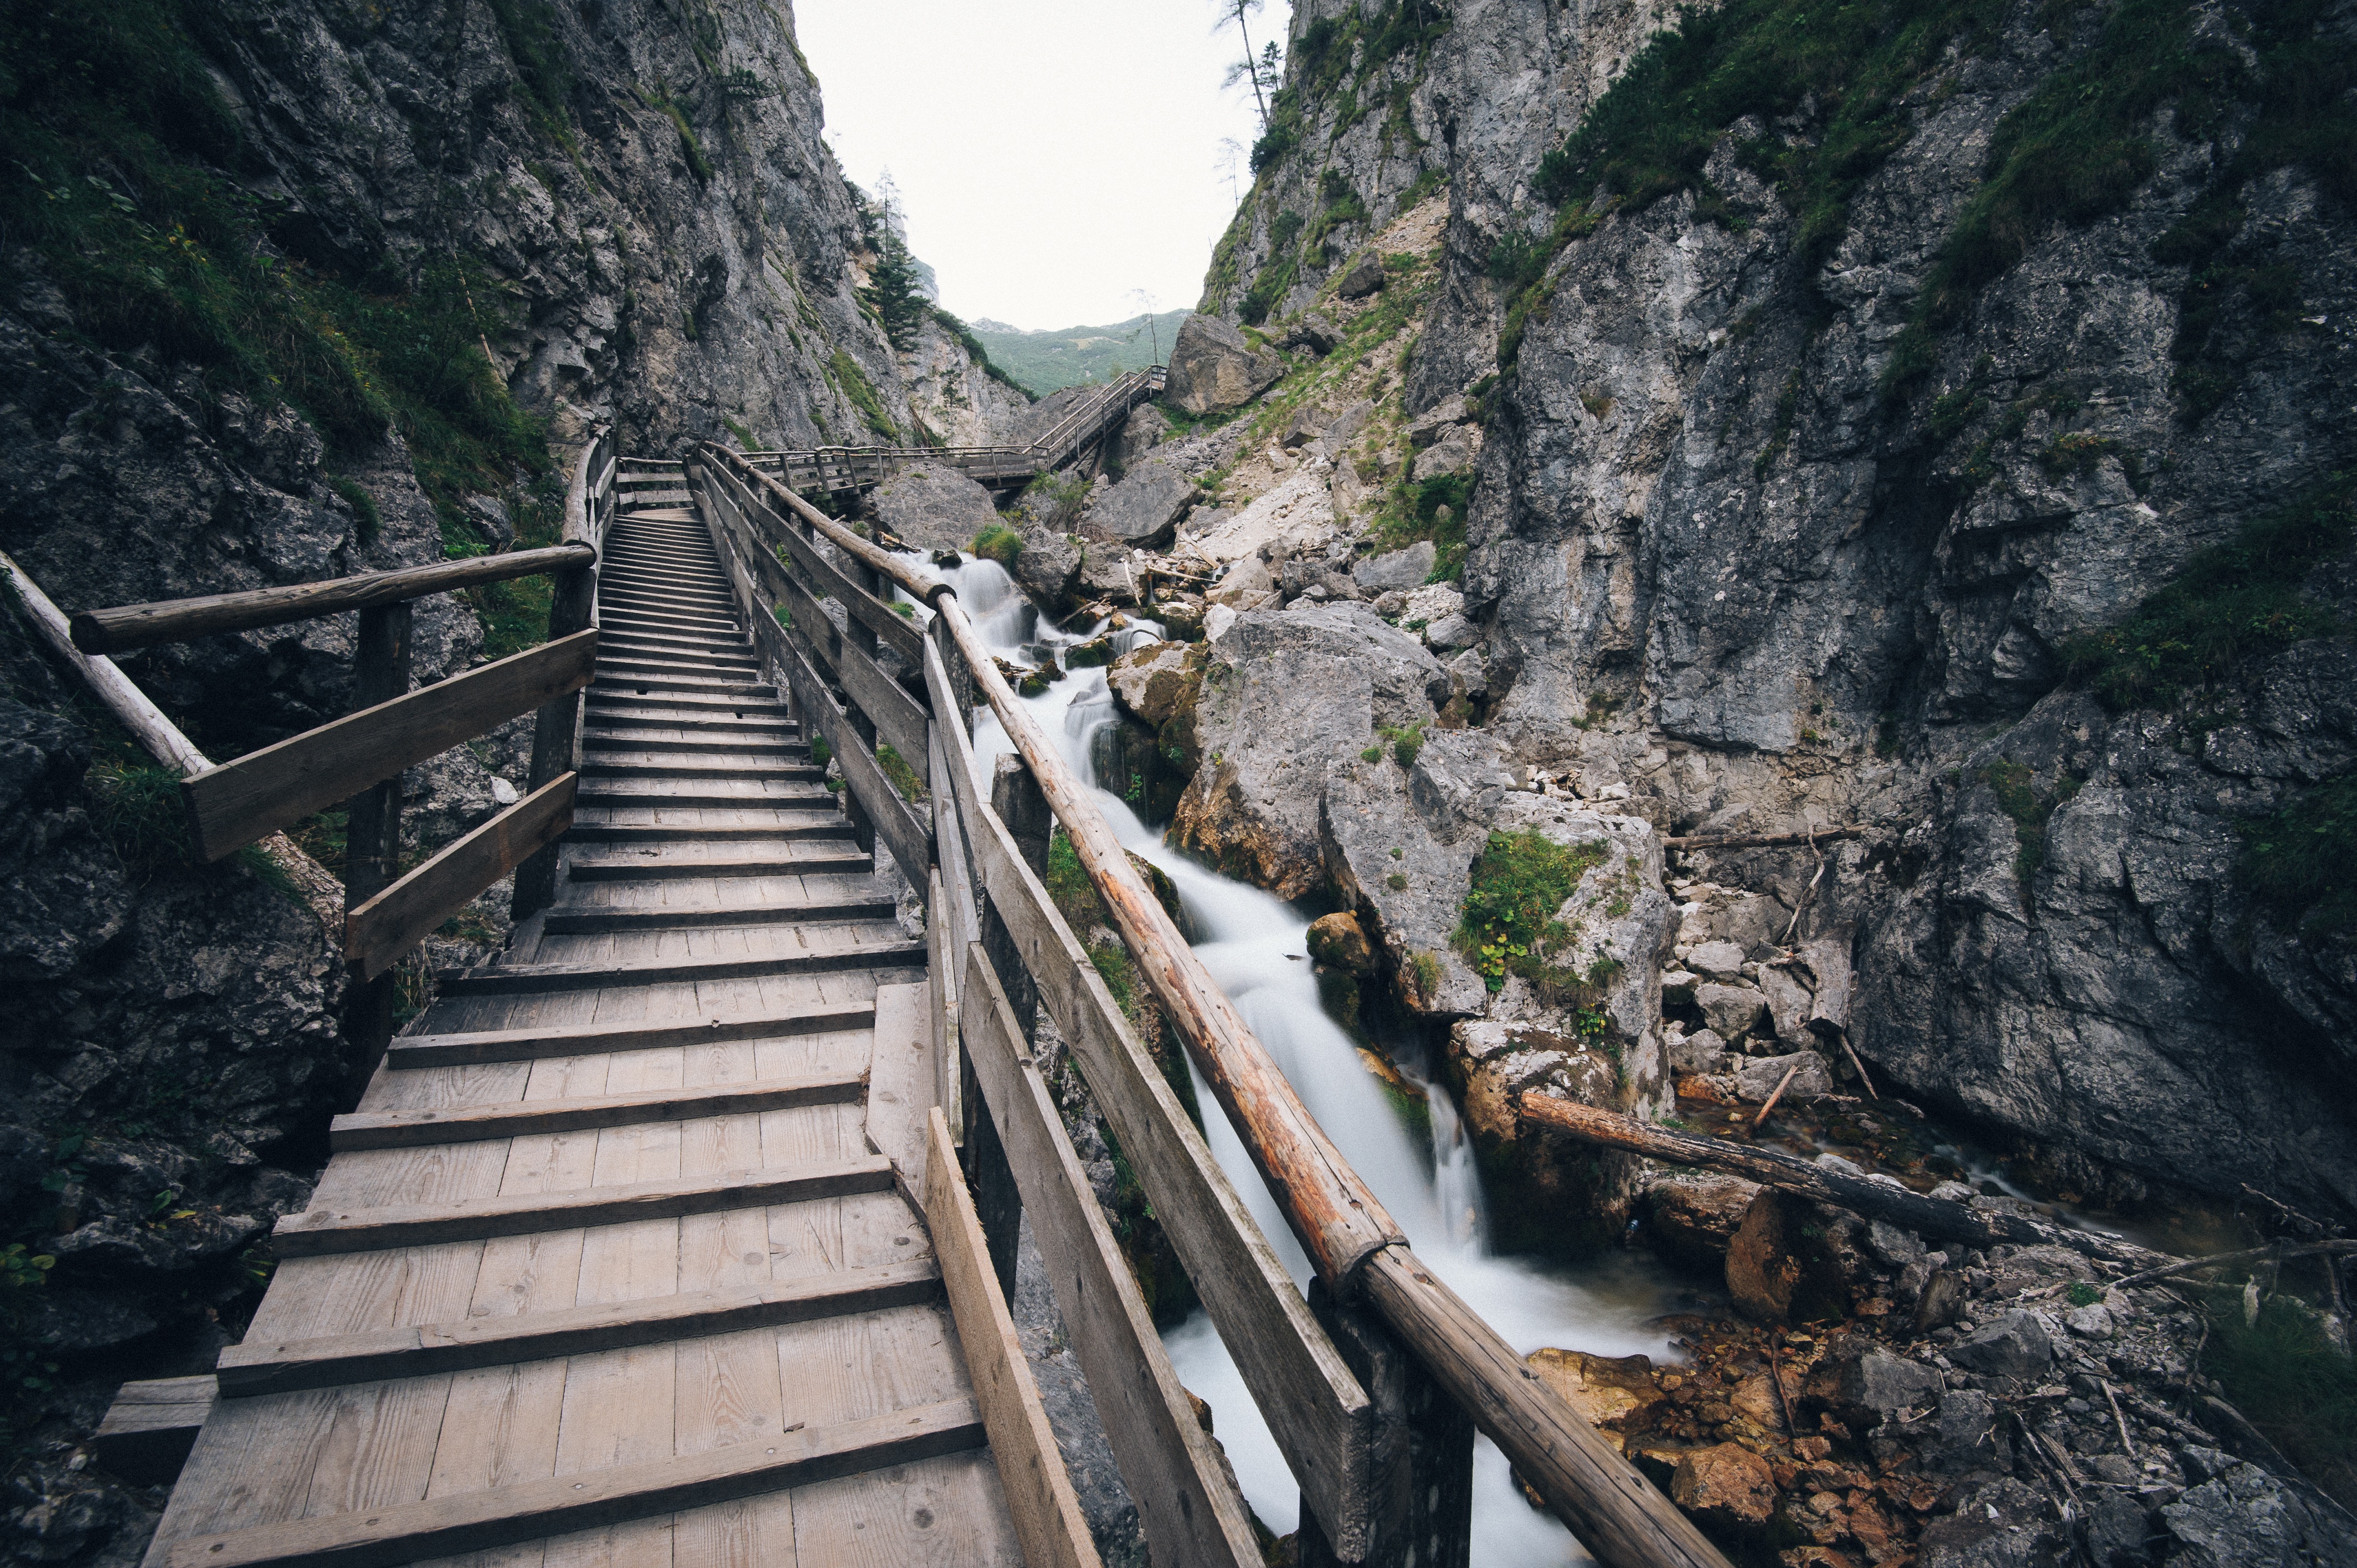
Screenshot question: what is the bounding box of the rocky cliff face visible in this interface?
[1172,0,2357,1218]
[0,0,1021,1541]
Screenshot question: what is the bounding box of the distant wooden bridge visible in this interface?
[30,399,1735,1568]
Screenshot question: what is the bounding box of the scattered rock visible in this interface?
[868,461,1000,553]
[1732,1050,1834,1102]
[1669,1443,1778,1532]
[1306,911,1377,976]
[1947,1310,2052,1381]
[1334,252,1386,299]
[1695,981,1768,1040]
[1085,462,1195,549]
[1353,540,1437,591]
[1282,313,1340,355]
[1686,940,1748,979]
[1646,1173,1761,1268]
[1526,1348,1662,1428]
[1162,314,1285,414]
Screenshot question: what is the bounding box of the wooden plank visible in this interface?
[766,621,933,880]
[861,983,932,1180]
[271,1156,897,1256]
[920,1108,1101,1568]
[346,774,575,981]
[215,1260,944,1396]
[93,1376,216,1484]
[941,697,1377,1549]
[831,636,929,766]
[433,942,923,996]
[183,630,598,861]
[717,468,925,663]
[328,1069,868,1149]
[384,1006,872,1069]
[162,1398,986,1568]
[958,945,1263,1568]
[69,545,596,654]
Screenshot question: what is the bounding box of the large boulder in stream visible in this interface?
[869,461,999,553]
[1168,604,1444,900]
[1083,461,1192,549]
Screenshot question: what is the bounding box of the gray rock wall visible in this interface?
[1217,0,2357,1214]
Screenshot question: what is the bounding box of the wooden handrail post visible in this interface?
[341,601,411,1086]
[513,430,607,922]
[1299,1278,1474,1568]
[964,755,1049,1300]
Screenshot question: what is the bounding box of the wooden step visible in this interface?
[581,759,826,780]
[578,713,793,736]
[565,821,846,846]
[273,1154,897,1256]
[214,1258,944,1395]
[574,782,836,806]
[565,847,863,875]
[591,675,775,698]
[385,1003,873,1067]
[542,896,895,932]
[328,1066,869,1149]
[437,941,923,993]
[581,731,803,756]
[159,1397,985,1568]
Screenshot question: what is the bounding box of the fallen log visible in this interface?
[1663,827,1865,852]
[1515,1094,2163,1267]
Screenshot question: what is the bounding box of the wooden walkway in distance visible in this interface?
[140,499,1049,1566]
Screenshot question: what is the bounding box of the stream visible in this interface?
[900,555,1701,1564]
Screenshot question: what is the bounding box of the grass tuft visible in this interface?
[1454,828,1610,996]
[971,523,1023,568]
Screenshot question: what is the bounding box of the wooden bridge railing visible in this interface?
[687,441,1736,1568]
[58,423,621,1070]
[735,365,1166,499]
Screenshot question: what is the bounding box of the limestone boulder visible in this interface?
[1084,461,1193,549]
[1644,1173,1761,1270]
[1352,540,1435,592]
[1180,466,1337,565]
[1110,404,1167,472]
[1282,312,1341,355]
[868,461,999,553]
[1008,523,1082,607]
[1306,911,1377,976]
[1695,981,1768,1041]
[1726,1188,1864,1321]
[1334,252,1386,299]
[1162,314,1284,415]
[1669,1444,1777,1533]
[1732,1050,1834,1102]
[1948,1310,2052,1381]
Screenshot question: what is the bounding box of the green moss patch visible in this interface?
[2238,776,2357,938]
[1454,828,1610,994]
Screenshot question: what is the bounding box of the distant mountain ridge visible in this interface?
[966,309,1193,397]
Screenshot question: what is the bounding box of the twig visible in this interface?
[2238,1182,2328,1238]
[1835,1031,1880,1101]
[1752,1061,1804,1132]
[1779,826,1827,947]
[1769,1330,1796,1440]
[2101,1379,2136,1459]
[2104,1239,2357,1293]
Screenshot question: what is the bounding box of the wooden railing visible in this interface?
[737,367,1165,498]
[59,424,620,1070]
[687,441,1735,1568]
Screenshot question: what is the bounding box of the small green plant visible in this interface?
[2238,776,2357,937]
[1455,828,1610,994]
[328,476,382,543]
[1980,758,2082,890]
[876,742,928,804]
[773,604,794,631]
[1386,873,1409,891]
[2198,1284,2357,1507]
[1404,950,1444,1003]
[1376,720,1427,767]
[972,523,1024,568]
[2065,1281,2104,1308]
[1360,745,1383,762]
[809,735,833,768]
[2041,431,2118,474]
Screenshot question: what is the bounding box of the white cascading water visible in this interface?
[906,554,1689,1564]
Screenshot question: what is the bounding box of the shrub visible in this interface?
[2198,1284,2357,1507]
[2238,775,2357,937]
[2060,474,2351,710]
[971,523,1024,567]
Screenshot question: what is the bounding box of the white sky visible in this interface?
[792,0,1292,331]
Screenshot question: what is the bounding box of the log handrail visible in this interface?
[693,442,1735,1568]
[68,544,596,654]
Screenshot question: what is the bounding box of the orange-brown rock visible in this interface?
[1526,1348,1663,1431]
[1648,1172,1764,1270]
[1670,1442,1779,1531]
[1307,910,1378,974]
[1727,1188,1863,1322]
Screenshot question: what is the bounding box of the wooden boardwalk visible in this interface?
[140,504,1037,1567]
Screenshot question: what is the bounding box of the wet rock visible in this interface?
[1084,462,1193,549]
[869,462,1000,554]
[1645,1173,1761,1269]
[1009,523,1083,606]
[1732,1050,1834,1102]
[1106,641,1205,729]
[1669,1442,1777,1532]
[1526,1348,1661,1428]
[1669,1027,1730,1075]
[1726,1188,1861,1321]
[1452,1023,1637,1244]
[1306,911,1377,976]
[1948,1310,2052,1381]
[1694,981,1768,1041]
[1354,540,1435,592]
[1162,314,1284,415]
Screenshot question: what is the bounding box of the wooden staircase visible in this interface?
[136,497,1055,1567]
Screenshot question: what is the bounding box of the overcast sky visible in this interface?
[793,0,1292,331]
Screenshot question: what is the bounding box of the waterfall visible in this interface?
[915,553,1689,1564]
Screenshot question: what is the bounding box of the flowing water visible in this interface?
[908,555,1694,1563]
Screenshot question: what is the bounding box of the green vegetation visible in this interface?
[1376,720,1425,768]
[1454,828,1610,994]
[962,311,1190,396]
[722,417,759,452]
[2238,777,2357,938]
[644,85,713,184]
[2,0,562,651]
[1369,471,1473,582]
[825,350,898,441]
[485,0,574,146]
[2060,475,2351,710]
[876,742,927,804]
[971,523,1024,568]
[1980,758,2081,889]
[857,223,930,352]
[927,308,1030,396]
[2199,1283,2357,1508]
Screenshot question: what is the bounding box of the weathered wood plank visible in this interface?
[272,1156,897,1256]
[940,703,1377,1550]
[861,983,932,1180]
[346,774,575,981]
[383,1007,872,1069]
[328,1069,868,1149]
[69,546,597,654]
[920,1108,1101,1568]
[215,1260,943,1396]
[958,946,1263,1568]
[163,1398,985,1568]
[830,635,929,765]
[93,1376,217,1484]
[712,466,924,663]
[183,630,598,862]
[765,616,933,880]
[432,942,923,996]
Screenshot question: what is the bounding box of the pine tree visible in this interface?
[860,228,929,352]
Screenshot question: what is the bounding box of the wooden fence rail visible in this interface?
[687,439,1737,1568]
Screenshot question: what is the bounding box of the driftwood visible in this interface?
[1516,1094,2163,1267]
[1664,827,1865,852]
